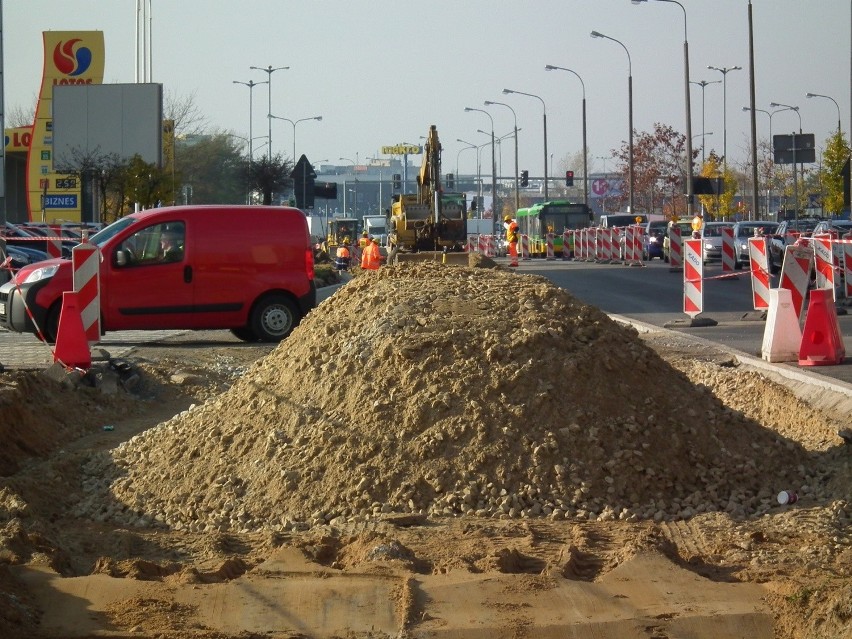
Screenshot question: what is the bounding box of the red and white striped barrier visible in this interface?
[546,232,555,260]
[483,234,495,257]
[602,227,616,263]
[46,237,63,259]
[466,236,476,253]
[585,227,595,262]
[747,237,771,311]
[721,226,737,275]
[520,234,531,260]
[71,243,101,344]
[812,235,835,298]
[562,230,572,261]
[594,228,604,262]
[683,238,704,317]
[668,225,683,270]
[624,225,643,265]
[779,244,813,320]
[843,241,852,299]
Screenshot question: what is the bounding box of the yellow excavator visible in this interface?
[388,125,467,260]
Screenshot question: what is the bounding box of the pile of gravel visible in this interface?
[78,262,810,532]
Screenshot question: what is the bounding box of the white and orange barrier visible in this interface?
[747,237,771,311]
[721,226,737,276]
[812,235,835,297]
[546,233,555,260]
[779,244,813,320]
[71,243,101,344]
[668,225,683,271]
[683,238,704,317]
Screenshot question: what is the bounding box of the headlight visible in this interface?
[23,264,59,284]
[704,242,714,250]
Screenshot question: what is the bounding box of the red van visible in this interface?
[0,205,316,342]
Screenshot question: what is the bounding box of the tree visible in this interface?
[612,123,694,217]
[697,152,738,220]
[819,130,850,216]
[245,153,293,206]
[176,132,247,204]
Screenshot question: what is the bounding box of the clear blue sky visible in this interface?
[4,0,849,177]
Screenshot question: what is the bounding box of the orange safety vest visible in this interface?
[506,221,519,243]
[361,242,381,270]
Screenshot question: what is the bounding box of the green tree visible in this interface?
[176,132,248,204]
[819,130,850,215]
[697,152,738,220]
[245,153,293,206]
[122,155,174,210]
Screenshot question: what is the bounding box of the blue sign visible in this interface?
[43,194,78,209]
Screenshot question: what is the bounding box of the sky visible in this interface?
[4,0,850,178]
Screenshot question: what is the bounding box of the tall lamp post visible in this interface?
[707,65,742,172]
[545,65,588,209]
[268,115,322,162]
[502,89,548,201]
[690,79,720,164]
[232,79,268,170]
[632,0,694,217]
[464,107,497,231]
[456,140,477,178]
[806,92,842,134]
[249,64,289,160]
[769,102,803,222]
[591,30,634,215]
[484,100,520,212]
[339,157,358,217]
[743,105,780,218]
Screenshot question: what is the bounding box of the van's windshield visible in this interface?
[89,217,138,248]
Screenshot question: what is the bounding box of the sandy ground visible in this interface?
[1,260,851,639]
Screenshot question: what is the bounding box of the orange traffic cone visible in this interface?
[53,291,92,369]
[798,288,846,367]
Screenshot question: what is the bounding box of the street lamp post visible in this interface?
[545,65,588,209]
[249,64,289,160]
[268,115,322,162]
[769,102,803,222]
[591,30,634,215]
[806,92,842,134]
[456,140,477,178]
[232,79,268,169]
[707,65,742,172]
[339,157,357,217]
[691,80,720,164]
[502,89,548,201]
[484,100,520,212]
[632,0,694,217]
[464,107,498,231]
[743,106,782,217]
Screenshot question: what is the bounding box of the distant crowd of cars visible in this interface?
[1,222,103,276]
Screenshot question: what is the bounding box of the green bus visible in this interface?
[515,200,594,257]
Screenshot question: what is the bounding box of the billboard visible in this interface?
[53,83,164,170]
[26,31,105,222]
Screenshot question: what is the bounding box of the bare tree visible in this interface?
[164,89,207,137]
[6,99,37,128]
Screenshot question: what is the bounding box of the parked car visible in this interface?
[642,220,668,260]
[812,219,852,238]
[0,205,316,343]
[731,220,779,269]
[1,222,75,258]
[768,218,822,274]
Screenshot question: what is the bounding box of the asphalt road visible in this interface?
[516,256,852,388]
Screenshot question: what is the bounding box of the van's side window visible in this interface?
[118,222,185,266]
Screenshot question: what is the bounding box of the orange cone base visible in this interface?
[798,289,846,367]
[53,291,92,370]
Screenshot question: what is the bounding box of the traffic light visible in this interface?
[520,170,529,187]
[392,173,402,190]
[565,170,574,187]
[446,173,455,189]
[470,197,477,211]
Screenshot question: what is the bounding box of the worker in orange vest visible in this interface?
[504,215,519,267]
[334,237,351,272]
[359,231,369,249]
[361,236,382,270]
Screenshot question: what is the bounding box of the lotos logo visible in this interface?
[53,39,92,76]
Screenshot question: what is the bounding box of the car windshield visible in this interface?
[703,224,729,237]
[736,223,778,237]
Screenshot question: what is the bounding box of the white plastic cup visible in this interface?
[777,490,799,505]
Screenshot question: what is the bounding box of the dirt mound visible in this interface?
[80,263,815,532]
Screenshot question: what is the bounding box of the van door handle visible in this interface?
[183,265,192,283]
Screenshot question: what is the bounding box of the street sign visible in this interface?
[773,133,816,164]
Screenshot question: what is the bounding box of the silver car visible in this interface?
[731,220,779,268]
[700,222,733,263]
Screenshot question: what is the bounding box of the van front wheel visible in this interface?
[250,294,300,342]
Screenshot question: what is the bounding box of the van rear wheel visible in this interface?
[250,294,299,342]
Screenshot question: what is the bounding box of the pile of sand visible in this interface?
[78,263,813,532]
